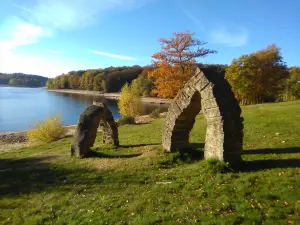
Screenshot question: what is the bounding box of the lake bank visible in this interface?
[46,88,171,104]
[0,87,169,132]
[0,113,167,152]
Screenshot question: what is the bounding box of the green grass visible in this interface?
[1,100,300,225]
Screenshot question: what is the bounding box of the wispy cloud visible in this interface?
[90,50,136,61]
[183,10,205,31]
[44,49,64,54]
[0,22,49,50]
[183,11,248,47]
[14,0,150,30]
[209,27,248,47]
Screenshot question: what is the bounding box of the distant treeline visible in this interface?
[45,63,299,102]
[45,64,228,96]
[46,66,152,94]
[0,73,48,87]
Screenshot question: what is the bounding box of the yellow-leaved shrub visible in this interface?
[27,115,67,143]
[118,83,144,118]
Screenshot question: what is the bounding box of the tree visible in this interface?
[118,83,144,118]
[93,73,104,91]
[80,70,96,90]
[69,75,81,89]
[149,31,217,98]
[225,44,288,105]
[282,67,300,100]
[46,79,53,88]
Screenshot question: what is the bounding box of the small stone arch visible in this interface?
[162,67,243,163]
[71,102,119,158]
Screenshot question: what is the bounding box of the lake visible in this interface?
[0,87,169,132]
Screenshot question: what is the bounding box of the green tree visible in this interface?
[118,83,144,117]
[225,44,288,105]
[69,75,81,89]
[80,71,96,90]
[93,73,104,91]
[8,79,16,86]
[46,79,53,88]
[282,67,300,100]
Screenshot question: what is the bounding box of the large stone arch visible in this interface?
[71,102,119,158]
[163,67,243,163]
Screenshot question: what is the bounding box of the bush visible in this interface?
[118,116,135,126]
[118,83,144,117]
[149,109,160,118]
[27,115,67,143]
[205,159,232,174]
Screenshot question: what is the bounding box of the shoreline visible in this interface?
[46,88,171,104]
[0,113,167,145]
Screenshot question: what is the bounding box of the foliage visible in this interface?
[282,67,300,100]
[0,73,48,87]
[118,83,144,117]
[117,116,135,126]
[27,115,67,143]
[46,66,143,92]
[225,44,288,105]
[149,31,217,98]
[131,67,154,97]
[149,108,160,118]
[0,100,299,224]
[93,73,104,91]
[205,159,231,174]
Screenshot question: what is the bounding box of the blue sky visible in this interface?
[0,0,299,78]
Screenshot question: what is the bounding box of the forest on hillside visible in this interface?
[0,73,48,87]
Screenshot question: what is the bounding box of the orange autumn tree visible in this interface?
[149,31,217,98]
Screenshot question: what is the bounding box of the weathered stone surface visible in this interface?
[162,67,243,164]
[71,102,119,158]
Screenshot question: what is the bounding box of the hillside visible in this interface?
[0,100,299,224]
[0,73,48,87]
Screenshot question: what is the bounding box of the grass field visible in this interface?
[0,100,300,224]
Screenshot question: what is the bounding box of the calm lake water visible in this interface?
[0,87,169,132]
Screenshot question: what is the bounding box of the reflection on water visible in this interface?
[0,87,169,132]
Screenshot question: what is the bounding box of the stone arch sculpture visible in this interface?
[71,102,119,158]
[163,67,243,163]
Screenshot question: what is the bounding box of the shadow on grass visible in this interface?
[0,156,102,197]
[159,144,205,169]
[243,147,300,155]
[238,159,300,172]
[87,150,142,158]
[120,143,160,148]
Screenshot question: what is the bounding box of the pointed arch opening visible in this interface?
[163,67,243,164]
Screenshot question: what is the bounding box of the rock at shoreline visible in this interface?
[0,132,27,144]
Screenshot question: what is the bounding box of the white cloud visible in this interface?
[0,49,88,77]
[44,49,64,54]
[183,11,248,47]
[183,10,205,31]
[14,0,150,30]
[90,50,136,61]
[0,22,49,51]
[0,0,149,75]
[209,27,248,47]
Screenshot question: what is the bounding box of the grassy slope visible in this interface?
[0,101,299,225]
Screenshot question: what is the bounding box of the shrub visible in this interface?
[149,108,160,118]
[118,116,135,126]
[205,159,232,174]
[27,115,67,143]
[118,83,144,117]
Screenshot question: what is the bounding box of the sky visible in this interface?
[0,0,299,78]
